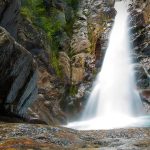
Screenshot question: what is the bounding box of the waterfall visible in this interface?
[81,1,144,119]
[66,1,150,130]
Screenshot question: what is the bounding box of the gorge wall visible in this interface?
[129,0,150,112]
[0,0,149,125]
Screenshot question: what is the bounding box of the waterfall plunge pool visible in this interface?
[66,115,150,130]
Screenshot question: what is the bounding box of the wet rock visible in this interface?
[134,64,149,89]
[129,0,150,111]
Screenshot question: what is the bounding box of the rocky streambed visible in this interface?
[0,123,150,150]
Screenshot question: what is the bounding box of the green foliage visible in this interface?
[64,16,75,36]
[20,7,33,22]
[21,0,63,40]
[64,0,79,36]
[20,0,79,41]
[20,0,78,77]
[69,85,78,96]
[20,0,65,75]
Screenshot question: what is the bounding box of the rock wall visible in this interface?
[0,27,38,116]
[16,0,116,122]
[0,0,20,38]
[0,0,61,123]
[70,0,115,84]
[60,0,116,118]
[129,0,150,112]
[20,2,69,124]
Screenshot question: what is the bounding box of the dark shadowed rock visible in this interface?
[0,0,20,38]
[128,0,150,111]
[0,26,38,116]
[129,6,149,72]
[135,64,149,89]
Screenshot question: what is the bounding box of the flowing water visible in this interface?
[66,1,150,130]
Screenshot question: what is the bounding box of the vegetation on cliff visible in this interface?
[20,0,79,76]
[21,0,78,45]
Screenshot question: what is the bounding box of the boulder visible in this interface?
[27,67,67,125]
[0,26,38,116]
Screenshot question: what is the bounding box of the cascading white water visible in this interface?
[81,1,144,119]
[66,1,150,130]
